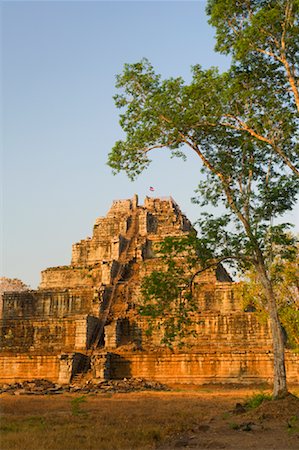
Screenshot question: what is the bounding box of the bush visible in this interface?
[244,392,272,409]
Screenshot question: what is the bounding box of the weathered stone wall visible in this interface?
[195,282,242,312]
[103,312,272,351]
[50,196,195,286]
[143,197,193,236]
[97,350,299,384]
[0,289,95,319]
[0,353,87,384]
[0,315,100,353]
[71,198,135,267]
[40,267,102,290]
[0,354,60,383]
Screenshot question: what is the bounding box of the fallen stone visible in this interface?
[0,377,170,395]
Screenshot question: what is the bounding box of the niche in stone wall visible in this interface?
[146,213,158,234]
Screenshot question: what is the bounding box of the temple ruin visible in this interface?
[0,195,298,385]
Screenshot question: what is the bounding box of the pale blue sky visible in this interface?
[2,1,298,288]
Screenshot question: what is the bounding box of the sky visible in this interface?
[1,0,298,288]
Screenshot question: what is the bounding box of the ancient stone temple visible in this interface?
[0,196,298,384]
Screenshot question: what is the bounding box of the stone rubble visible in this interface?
[0,377,170,395]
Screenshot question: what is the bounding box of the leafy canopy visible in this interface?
[109,58,298,271]
[207,0,299,176]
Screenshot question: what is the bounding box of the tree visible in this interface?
[207,0,299,176]
[0,277,30,295]
[108,2,299,399]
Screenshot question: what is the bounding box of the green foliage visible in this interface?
[0,416,46,435]
[139,237,200,348]
[287,415,299,434]
[244,392,272,409]
[279,306,299,350]
[207,0,299,60]
[242,244,299,349]
[109,56,299,270]
[206,0,299,176]
[70,396,88,416]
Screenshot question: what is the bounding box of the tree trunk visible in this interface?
[255,259,288,399]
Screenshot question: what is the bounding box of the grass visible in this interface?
[70,396,88,416]
[222,412,232,420]
[0,392,214,450]
[287,415,299,434]
[244,392,272,409]
[228,422,239,430]
[0,413,165,450]
[0,416,46,435]
[1,387,298,450]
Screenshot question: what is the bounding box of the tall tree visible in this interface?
[108,2,299,399]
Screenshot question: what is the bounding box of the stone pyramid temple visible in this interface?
[0,196,298,384]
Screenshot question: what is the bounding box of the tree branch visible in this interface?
[189,255,253,294]
[221,116,299,177]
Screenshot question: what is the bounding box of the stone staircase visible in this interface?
[92,209,139,347]
[72,209,140,379]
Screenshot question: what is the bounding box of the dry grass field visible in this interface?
[1,385,299,449]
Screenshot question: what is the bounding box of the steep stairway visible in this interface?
[91,209,139,349]
[72,209,140,380]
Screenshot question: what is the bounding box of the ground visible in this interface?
[1,384,299,449]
